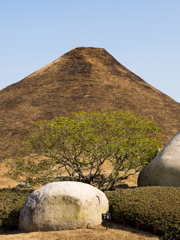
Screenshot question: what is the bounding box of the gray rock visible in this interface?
[19,181,109,232]
[17,183,30,188]
[138,130,180,187]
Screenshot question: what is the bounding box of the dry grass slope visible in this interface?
[0,47,180,163]
[0,224,159,240]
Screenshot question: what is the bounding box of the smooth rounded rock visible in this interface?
[138,130,180,187]
[19,181,109,232]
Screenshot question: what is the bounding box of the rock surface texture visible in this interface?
[19,181,109,232]
[138,130,180,187]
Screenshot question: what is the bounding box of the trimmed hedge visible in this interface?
[1,186,180,238]
[105,187,180,238]
[0,187,33,231]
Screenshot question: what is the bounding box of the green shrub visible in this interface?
[105,187,180,238]
[2,185,180,238]
[7,110,162,190]
[0,187,33,231]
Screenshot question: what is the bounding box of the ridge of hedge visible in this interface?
[1,186,180,238]
[105,186,180,238]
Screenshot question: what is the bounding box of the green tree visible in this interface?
[6,110,162,190]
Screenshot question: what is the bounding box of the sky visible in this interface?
[0,0,180,102]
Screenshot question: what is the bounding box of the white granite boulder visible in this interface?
[19,181,109,232]
[138,130,180,187]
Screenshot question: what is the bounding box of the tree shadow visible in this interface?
[101,221,157,238]
[112,183,137,190]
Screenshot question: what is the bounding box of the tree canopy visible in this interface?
[6,110,163,190]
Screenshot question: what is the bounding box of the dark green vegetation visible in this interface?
[6,110,162,190]
[1,186,180,238]
[0,187,33,231]
[105,187,180,238]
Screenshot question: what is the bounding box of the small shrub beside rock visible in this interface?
[0,187,33,231]
[105,186,180,238]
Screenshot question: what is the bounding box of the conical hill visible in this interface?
[0,47,180,162]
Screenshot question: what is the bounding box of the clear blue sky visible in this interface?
[0,0,180,102]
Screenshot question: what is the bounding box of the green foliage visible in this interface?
[105,187,180,238]
[7,110,162,190]
[1,186,180,238]
[0,188,33,231]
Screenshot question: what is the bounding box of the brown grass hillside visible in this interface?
[0,47,180,163]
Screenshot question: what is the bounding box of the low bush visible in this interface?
[105,186,180,238]
[0,187,33,231]
[1,185,180,238]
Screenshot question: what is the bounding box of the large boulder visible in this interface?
[138,130,180,187]
[19,181,109,232]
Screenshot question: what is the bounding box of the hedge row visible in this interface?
[1,186,180,238]
[105,186,180,238]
